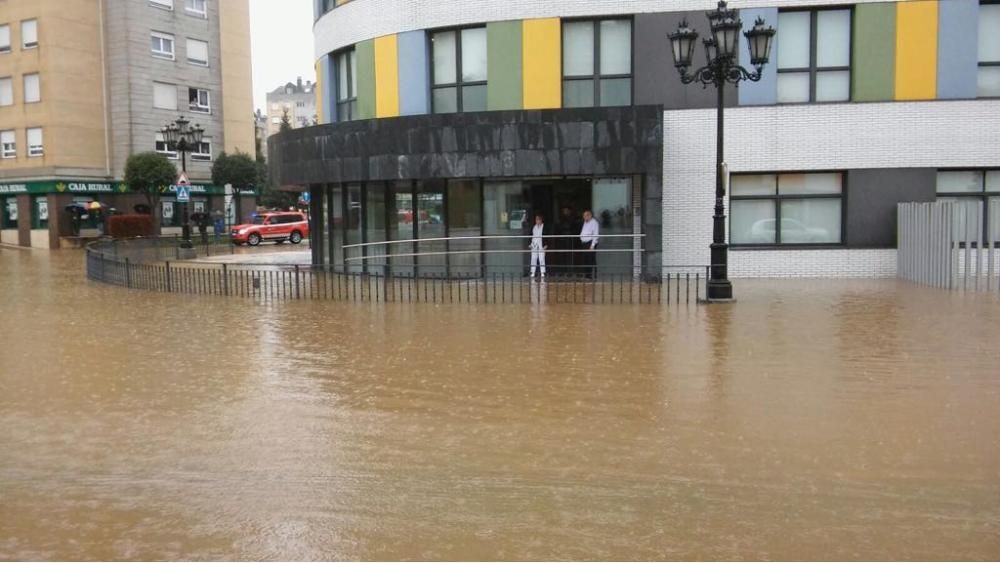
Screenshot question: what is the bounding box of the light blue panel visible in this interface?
[321,54,335,124]
[937,0,978,99]
[397,30,430,116]
[738,7,778,106]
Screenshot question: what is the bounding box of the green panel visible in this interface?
[852,3,896,102]
[487,21,523,111]
[356,39,376,120]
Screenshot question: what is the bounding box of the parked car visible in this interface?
[231,211,309,246]
[749,218,831,244]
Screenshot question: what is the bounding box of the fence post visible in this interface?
[165,261,172,292]
[383,264,391,302]
[223,263,229,296]
[294,265,301,299]
[125,258,131,288]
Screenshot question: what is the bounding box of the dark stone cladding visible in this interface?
[268,106,664,187]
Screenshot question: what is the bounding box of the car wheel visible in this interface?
[290,231,303,244]
[247,233,261,246]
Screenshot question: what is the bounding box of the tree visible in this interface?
[212,151,257,224]
[124,152,176,232]
[279,108,293,132]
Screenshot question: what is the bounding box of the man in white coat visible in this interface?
[529,214,548,279]
[579,209,600,279]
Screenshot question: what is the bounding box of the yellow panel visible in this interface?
[374,34,400,118]
[315,61,324,124]
[522,18,561,110]
[895,0,938,100]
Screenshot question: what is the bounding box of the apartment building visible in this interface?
[269,0,1000,279]
[0,0,254,248]
[265,77,317,138]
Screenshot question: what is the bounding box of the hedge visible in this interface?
[107,214,155,238]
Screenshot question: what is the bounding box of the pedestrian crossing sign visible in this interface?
[176,186,191,202]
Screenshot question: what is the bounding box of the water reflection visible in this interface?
[1,251,999,560]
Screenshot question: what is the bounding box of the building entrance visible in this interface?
[528,180,592,276]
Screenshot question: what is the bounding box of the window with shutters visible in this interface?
[186,38,208,66]
[153,82,177,110]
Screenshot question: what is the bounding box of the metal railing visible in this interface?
[898,201,1000,291]
[85,236,708,305]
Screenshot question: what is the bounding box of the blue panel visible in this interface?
[937,0,978,99]
[320,54,335,124]
[397,30,430,116]
[738,7,778,106]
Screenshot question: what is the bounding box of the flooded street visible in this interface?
[1,248,999,560]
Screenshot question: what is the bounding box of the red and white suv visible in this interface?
[231,212,309,246]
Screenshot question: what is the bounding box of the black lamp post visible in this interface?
[668,1,775,301]
[160,116,205,244]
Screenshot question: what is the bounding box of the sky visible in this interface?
[249,0,316,113]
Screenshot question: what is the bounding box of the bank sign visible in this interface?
[0,180,225,195]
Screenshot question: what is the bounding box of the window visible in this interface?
[185,0,207,17]
[979,2,1000,97]
[151,32,175,59]
[0,77,11,106]
[188,87,210,113]
[23,73,39,103]
[296,101,305,108]
[26,128,42,157]
[562,19,632,108]
[431,27,487,113]
[335,48,357,121]
[730,173,844,245]
[937,170,1000,243]
[149,0,173,10]
[21,19,37,49]
[776,9,851,103]
[155,132,177,159]
[191,139,212,161]
[1,130,15,159]
[321,0,335,15]
[153,82,177,110]
[186,38,208,66]
[0,25,10,53]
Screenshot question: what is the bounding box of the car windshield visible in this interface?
[252,216,266,225]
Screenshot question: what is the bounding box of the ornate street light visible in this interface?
[667,1,775,302]
[160,116,205,244]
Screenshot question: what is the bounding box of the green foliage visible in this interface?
[124,152,176,207]
[211,151,257,192]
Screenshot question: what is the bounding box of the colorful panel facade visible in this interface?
[487,21,523,111]
[397,30,430,116]
[936,0,979,99]
[521,18,561,110]
[895,0,938,100]
[374,34,400,117]
[355,39,376,120]
[853,3,896,102]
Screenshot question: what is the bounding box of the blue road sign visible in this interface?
[176,186,191,202]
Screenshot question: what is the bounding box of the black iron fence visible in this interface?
[86,238,708,305]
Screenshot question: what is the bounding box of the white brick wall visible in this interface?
[314,0,896,58]
[663,100,1000,278]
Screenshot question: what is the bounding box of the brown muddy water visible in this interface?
[1,249,999,560]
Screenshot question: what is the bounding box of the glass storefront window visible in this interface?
[592,178,632,273]
[484,180,528,274]
[731,200,777,244]
[448,179,481,277]
[330,185,344,267]
[365,183,388,270]
[345,184,362,272]
[416,180,446,275]
[1,196,17,229]
[33,195,48,229]
[389,181,415,276]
